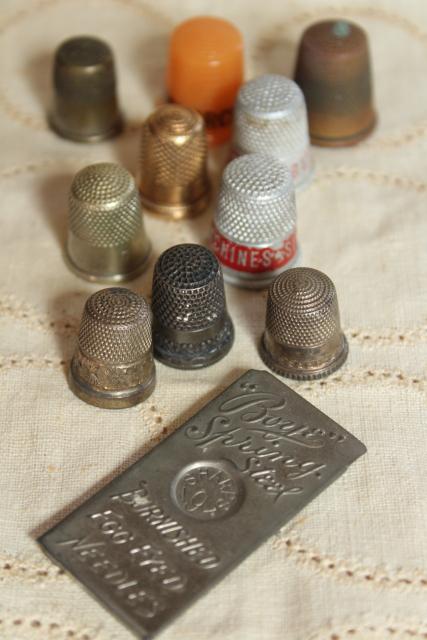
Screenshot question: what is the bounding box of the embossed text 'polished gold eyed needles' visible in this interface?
[39,370,366,639]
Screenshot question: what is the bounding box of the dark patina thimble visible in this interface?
[260,267,348,379]
[139,104,210,220]
[66,163,151,283]
[294,20,376,146]
[151,244,234,369]
[50,36,122,142]
[69,287,155,408]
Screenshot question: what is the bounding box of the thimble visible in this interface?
[49,36,122,142]
[66,163,151,283]
[260,268,348,379]
[294,20,376,146]
[167,16,244,145]
[151,244,234,369]
[139,105,210,220]
[69,288,155,408]
[233,74,313,188]
[213,154,298,289]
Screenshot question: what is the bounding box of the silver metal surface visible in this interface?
[233,74,313,188]
[214,154,298,289]
[66,163,151,283]
[39,369,366,639]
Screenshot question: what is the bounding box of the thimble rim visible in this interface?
[223,154,293,200]
[236,74,304,119]
[49,113,123,143]
[64,245,151,283]
[55,35,114,73]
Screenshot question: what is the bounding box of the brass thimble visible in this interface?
[49,36,122,142]
[69,287,155,409]
[260,268,348,379]
[139,105,210,220]
[151,244,234,369]
[66,163,151,283]
[294,20,376,147]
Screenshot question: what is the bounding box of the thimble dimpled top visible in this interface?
[70,288,155,408]
[260,268,348,379]
[139,105,210,220]
[214,154,298,289]
[66,163,151,283]
[233,74,312,188]
[294,20,376,146]
[151,244,234,369]
[50,36,122,142]
[167,16,244,145]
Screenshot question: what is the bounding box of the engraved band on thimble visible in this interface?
[66,163,151,283]
[151,244,234,369]
[69,288,155,408]
[233,74,313,188]
[49,36,123,143]
[139,104,210,220]
[260,267,348,379]
[213,154,298,289]
[294,20,376,147]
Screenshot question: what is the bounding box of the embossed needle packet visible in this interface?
[39,370,366,639]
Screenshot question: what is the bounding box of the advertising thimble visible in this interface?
[167,16,244,145]
[233,74,312,188]
[49,36,122,142]
[260,267,348,379]
[66,163,151,283]
[151,244,234,369]
[213,154,298,289]
[69,288,155,408]
[139,105,210,220]
[294,20,376,146]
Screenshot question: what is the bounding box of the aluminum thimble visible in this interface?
[260,267,348,379]
[294,20,376,147]
[139,104,210,220]
[66,163,151,283]
[233,74,312,188]
[213,154,298,289]
[49,36,123,142]
[151,244,234,369]
[69,288,155,408]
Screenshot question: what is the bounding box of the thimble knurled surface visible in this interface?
[139,105,210,220]
[49,36,123,142]
[294,20,376,147]
[69,288,155,408]
[233,74,313,188]
[66,163,151,283]
[260,268,348,379]
[213,154,298,289]
[151,244,234,369]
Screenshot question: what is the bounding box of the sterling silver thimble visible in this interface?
[66,163,151,283]
[213,154,298,289]
[50,36,123,142]
[151,244,234,369]
[232,74,313,188]
[260,267,348,379]
[69,287,155,408]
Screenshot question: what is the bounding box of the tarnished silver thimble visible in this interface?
[49,36,122,142]
[69,287,155,408]
[213,154,298,289]
[139,104,210,220]
[66,163,151,283]
[151,244,234,369]
[232,74,313,188]
[260,267,348,379]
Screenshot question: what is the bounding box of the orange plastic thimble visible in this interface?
[167,16,244,145]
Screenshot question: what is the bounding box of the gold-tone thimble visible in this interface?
[260,267,348,379]
[69,287,155,409]
[49,36,123,143]
[139,104,210,220]
[66,163,151,283]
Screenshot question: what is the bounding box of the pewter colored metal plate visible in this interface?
[39,369,366,639]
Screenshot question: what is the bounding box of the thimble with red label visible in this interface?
[213,154,298,289]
